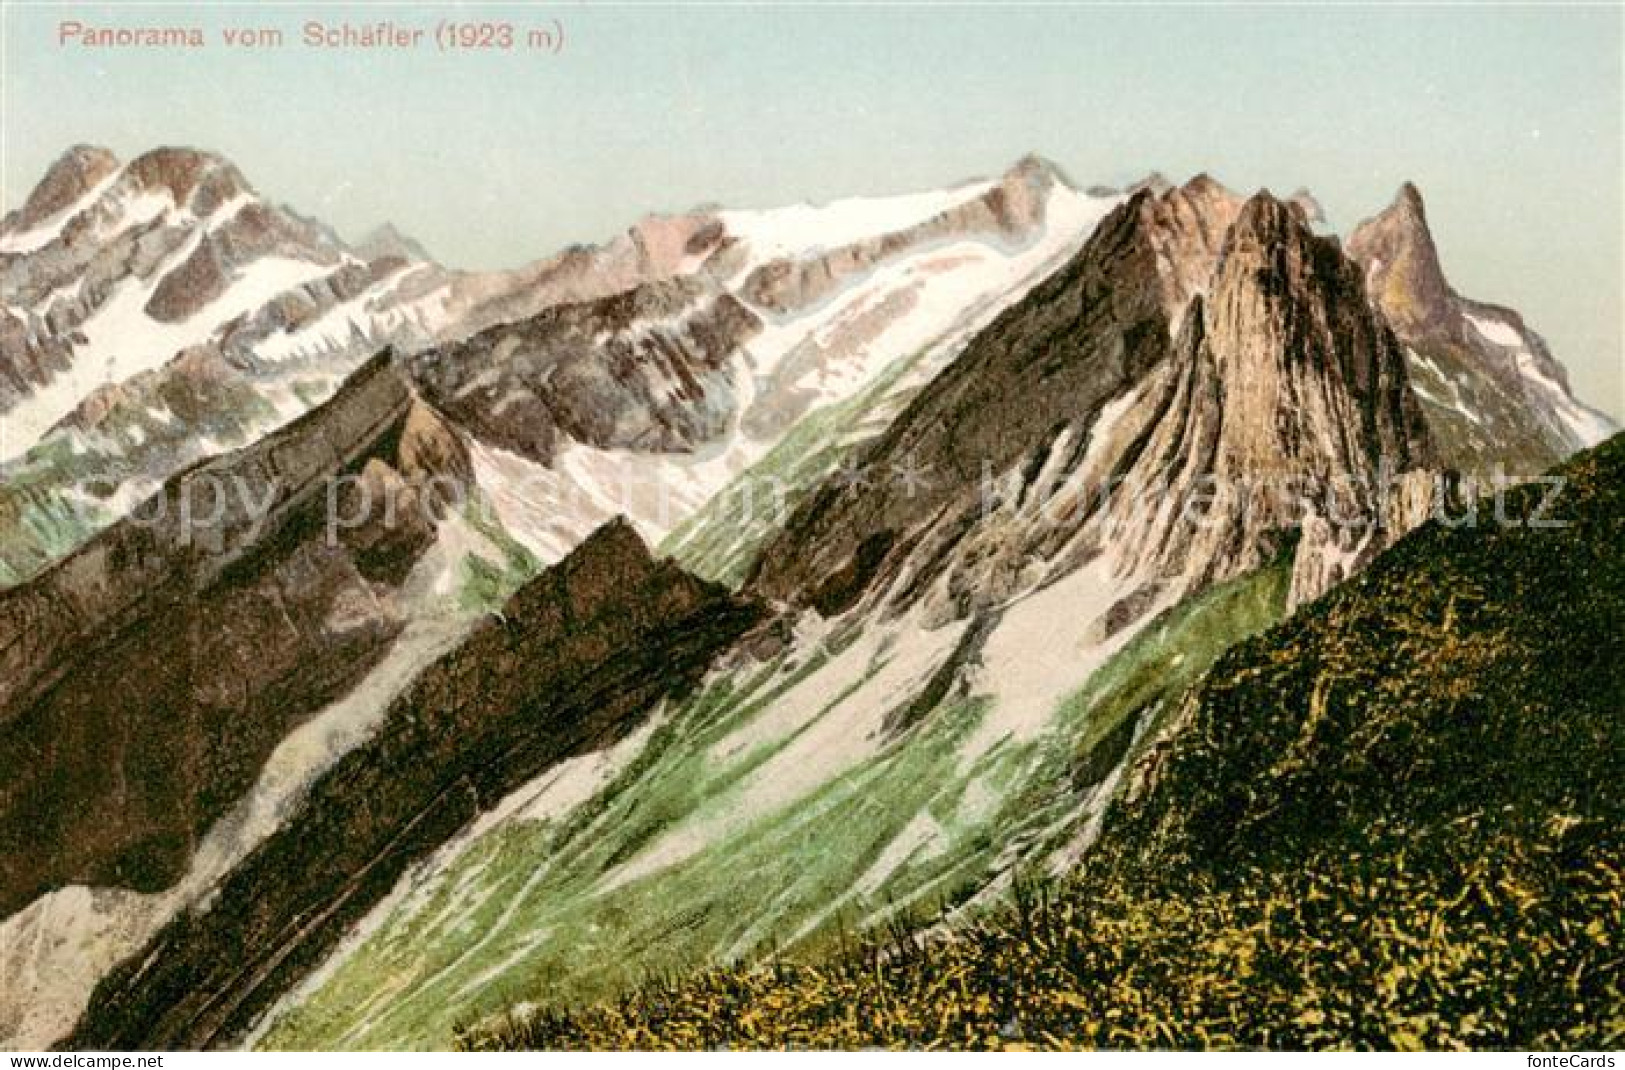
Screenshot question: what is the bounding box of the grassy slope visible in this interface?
[474,434,1625,1051]
[658,350,925,588]
[263,550,1289,1049]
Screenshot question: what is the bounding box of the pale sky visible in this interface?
[3,2,1621,417]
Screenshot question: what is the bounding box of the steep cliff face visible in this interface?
[0,354,472,918]
[1347,183,1613,473]
[5,152,1610,1054]
[1134,172,1245,320]
[66,520,760,1051]
[1,149,1114,590]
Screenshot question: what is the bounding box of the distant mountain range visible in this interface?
[0,144,1614,1050]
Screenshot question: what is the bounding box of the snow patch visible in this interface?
[603,612,968,891]
[1465,311,1525,349]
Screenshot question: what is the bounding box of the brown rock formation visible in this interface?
[0,354,471,917]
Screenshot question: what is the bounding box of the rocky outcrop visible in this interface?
[1348,183,1613,473]
[66,520,761,1050]
[746,188,1176,616]
[0,146,353,428]
[0,354,472,918]
[749,188,1437,625]
[1,146,119,234]
[412,276,762,462]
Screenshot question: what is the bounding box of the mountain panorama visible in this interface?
[0,145,1616,1051]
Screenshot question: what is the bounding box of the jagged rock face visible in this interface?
[0,355,472,918]
[412,276,762,462]
[0,147,457,589]
[1347,183,1453,338]
[750,190,1435,626]
[746,189,1175,616]
[1348,184,1613,473]
[415,155,1096,475]
[1113,194,1434,604]
[1,146,119,234]
[67,520,761,1051]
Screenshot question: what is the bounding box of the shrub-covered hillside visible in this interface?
[470,433,1625,1051]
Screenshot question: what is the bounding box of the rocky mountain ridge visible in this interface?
[0,352,472,918]
[1347,182,1613,473]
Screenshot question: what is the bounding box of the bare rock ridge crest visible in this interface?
[67,519,761,1050]
[0,145,1612,1049]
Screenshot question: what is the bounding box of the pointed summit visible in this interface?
[4,144,119,234]
[1347,180,1613,469]
[1346,181,1453,336]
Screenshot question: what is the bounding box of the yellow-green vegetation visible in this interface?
[471,825,1621,1050]
[469,434,1625,1050]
